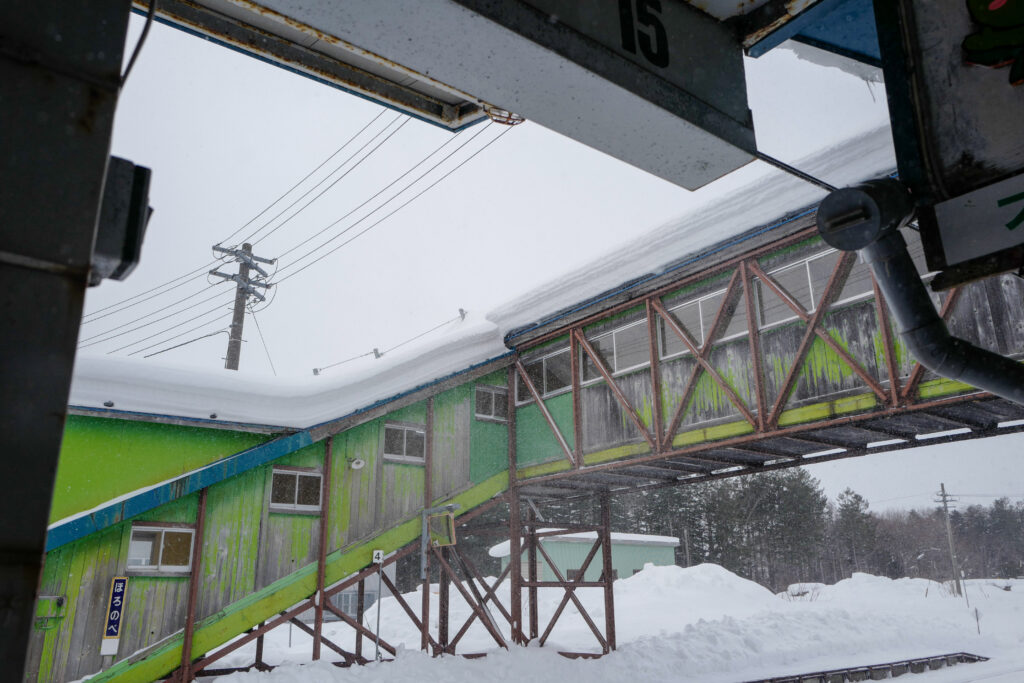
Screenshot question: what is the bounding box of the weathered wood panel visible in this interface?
[196,467,264,620]
[336,423,380,547]
[432,385,471,502]
[377,463,425,530]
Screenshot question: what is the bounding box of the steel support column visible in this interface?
[507,365,524,644]
[2,3,131,675]
[527,507,539,640]
[180,488,209,681]
[439,547,450,653]
[313,437,333,660]
[600,495,616,652]
[421,398,434,652]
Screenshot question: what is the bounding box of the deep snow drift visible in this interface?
[207,564,1024,683]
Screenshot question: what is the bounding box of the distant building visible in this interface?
[488,531,679,581]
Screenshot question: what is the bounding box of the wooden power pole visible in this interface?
[935,483,963,597]
[210,243,274,370]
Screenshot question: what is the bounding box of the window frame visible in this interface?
[659,288,749,362]
[382,421,427,465]
[515,347,573,405]
[126,522,195,576]
[269,465,323,514]
[474,385,509,423]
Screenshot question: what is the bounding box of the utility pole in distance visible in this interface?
[210,243,275,370]
[935,483,963,598]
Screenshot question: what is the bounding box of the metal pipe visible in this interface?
[817,179,1024,406]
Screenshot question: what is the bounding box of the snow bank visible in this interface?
[208,565,1024,683]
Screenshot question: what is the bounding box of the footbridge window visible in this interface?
[270,466,322,513]
[383,422,426,464]
[127,524,195,574]
[475,385,508,422]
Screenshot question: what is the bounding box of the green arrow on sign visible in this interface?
[998,190,1024,231]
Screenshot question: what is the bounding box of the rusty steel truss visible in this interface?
[509,227,1024,501]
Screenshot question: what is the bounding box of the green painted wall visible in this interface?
[515,392,574,467]
[51,416,268,523]
[470,371,509,484]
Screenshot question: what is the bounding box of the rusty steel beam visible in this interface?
[570,330,583,465]
[254,623,265,671]
[179,487,208,682]
[422,397,434,652]
[192,602,314,674]
[600,494,616,653]
[355,581,364,659]
[432,546,508,649]
[289,617,358,665]
[535,541,607,650]
[449,556,518,650]
[508,496,523,645]
[872,274,902,406]
[654,277,758,445]
[379,571,442,652]
[741,260,768,430]
[527,508,539,640]
[323,602,398,657]
[752,255,889,406]
[519,392,999,489]
[520,227,820,351]
[574,329,657,451]
[515,359,577,466]
[439,546,450,652]
[313,436,333,661]
[902,286,964,401]
[646,298,666,447]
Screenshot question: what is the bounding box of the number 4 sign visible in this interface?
[100,577,128,656]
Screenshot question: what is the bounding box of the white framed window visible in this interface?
[475,386,509,422]
[515,348,572,404]
[659,289,748,360]
[270,466,322,513]
[383,423,426,464]
[581,318,651,382]
[127,524,195,574]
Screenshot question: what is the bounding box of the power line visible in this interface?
[275,124,480,261]
[245,116,409,248]
[78,288,231,348]
[79,284,220,344]
[81,109,389,322]
[219,109,389,247]
[313,309,467,375]
[111,302,233,355]
[277,125,513,284]
[142,328,228,359]
[248,306,277,376]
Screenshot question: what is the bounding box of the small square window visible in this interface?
[544,350,571,394]
[475,386,508,422]
[127,525,194,574]
[382,423,427,464]
[270,467,322,512]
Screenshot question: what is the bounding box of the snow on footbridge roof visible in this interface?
[69,125,895,431]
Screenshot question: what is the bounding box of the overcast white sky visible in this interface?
[75,15,1023,512]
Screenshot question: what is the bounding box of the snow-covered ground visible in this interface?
[209,564,1024,683]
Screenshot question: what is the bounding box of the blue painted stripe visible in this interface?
[46,430,314,552]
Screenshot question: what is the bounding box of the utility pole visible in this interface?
[210,243,275,370]
[935,483,963,598]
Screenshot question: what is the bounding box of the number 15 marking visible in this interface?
[618,0,670,68]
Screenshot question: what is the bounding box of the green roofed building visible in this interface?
[488,531,679,582]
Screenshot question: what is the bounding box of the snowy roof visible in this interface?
[70,126,894,430]
[488,530,680,558]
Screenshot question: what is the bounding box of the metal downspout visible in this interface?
[816,179,1024,406]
